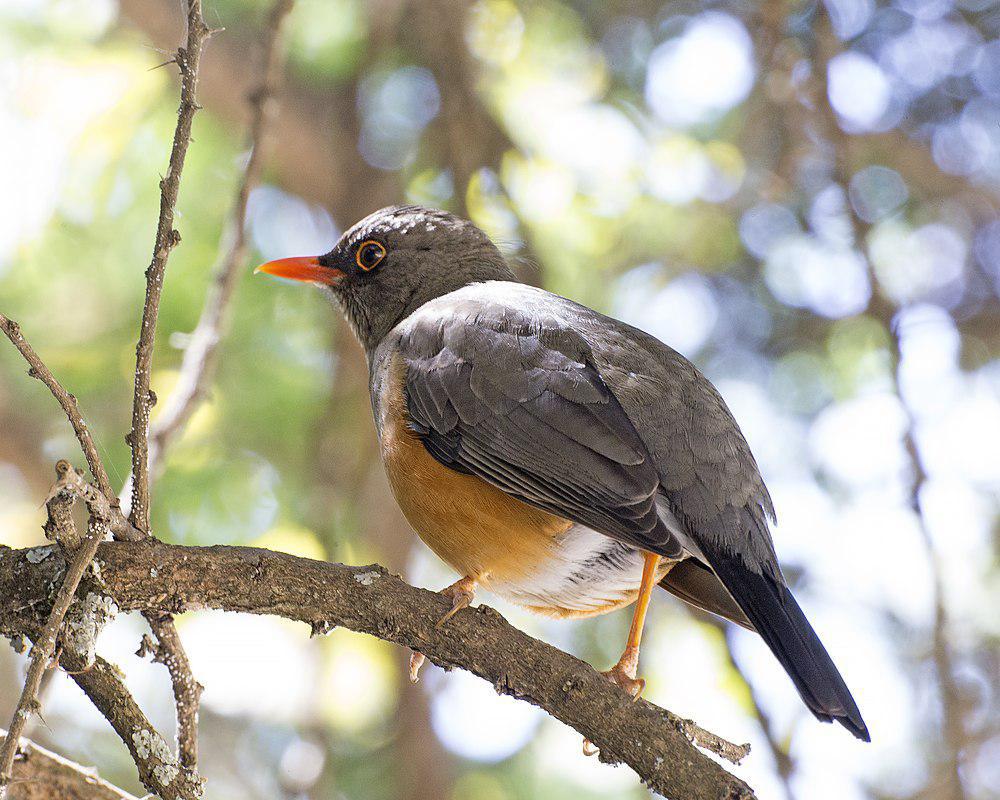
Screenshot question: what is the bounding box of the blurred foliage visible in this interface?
[1,1,999,799]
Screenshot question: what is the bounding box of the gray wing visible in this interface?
[578,314,782,580]
[394,306,685,558]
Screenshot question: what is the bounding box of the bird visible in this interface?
[255,204,869,741]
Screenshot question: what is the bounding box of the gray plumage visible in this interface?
[312,204,868,741]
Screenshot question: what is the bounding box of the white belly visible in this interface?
[485,525,676,618]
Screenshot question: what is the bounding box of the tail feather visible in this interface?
[700,544,870,741]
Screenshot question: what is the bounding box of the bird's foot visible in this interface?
[408,651,426,683]
[601,645,645,699]
[583,645,645,756]
[435,576,476,628]
[409,576,477,684]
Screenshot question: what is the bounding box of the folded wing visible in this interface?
[396,306,684,558]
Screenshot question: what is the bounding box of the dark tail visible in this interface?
[699,544,870,741]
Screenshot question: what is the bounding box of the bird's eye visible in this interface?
[355,240,386,271]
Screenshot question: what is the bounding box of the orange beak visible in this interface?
[254,256,344,285]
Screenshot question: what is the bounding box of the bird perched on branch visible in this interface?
[256,205,869,741]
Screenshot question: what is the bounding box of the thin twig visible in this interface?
[119,0,295,773]
[119,4,214,778]
[137,617,203,772]
[122,0,295,510]
[127,0,212,534]
[2,542,757,800]
[71,657,204,800]
[0,315,115,501]
[0,474,114,795]
[0,317,143,543]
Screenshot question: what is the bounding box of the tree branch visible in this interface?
[0,470,115,794]
[0,316,115,501]
[135,616,203,773]
[122,0,295,504]
[116,0,295,774]
[70,657,203,800]
[1,729,140,800]
[0,542,755,800]
[126,0,213,535]
[116,0,217,777]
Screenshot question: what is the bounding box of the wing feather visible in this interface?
[397,312,682,558]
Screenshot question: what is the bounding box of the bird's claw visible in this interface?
[409,576,477,683]
[408,651,426,683]
[435,584,475,628]
[602,663,645,700]
[602,644,644,698]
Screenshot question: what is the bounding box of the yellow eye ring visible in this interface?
[356,240,386,271]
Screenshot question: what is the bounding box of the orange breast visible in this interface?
[378,358,572,586]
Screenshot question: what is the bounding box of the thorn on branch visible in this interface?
[149,57,179,72]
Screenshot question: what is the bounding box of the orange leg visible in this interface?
[584,552,661,756]
[408,575,477,683]
[604,552,661,698]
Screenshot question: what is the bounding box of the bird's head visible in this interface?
[255,205,515,353]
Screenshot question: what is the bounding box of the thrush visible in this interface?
[256,205,869,741]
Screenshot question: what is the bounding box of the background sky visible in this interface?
[1,1,998,799]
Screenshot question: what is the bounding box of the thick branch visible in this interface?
[1,729,140,800]
[0,542,755,800]
[127,0,212,534]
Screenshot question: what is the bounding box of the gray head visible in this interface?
[256,205,516,354]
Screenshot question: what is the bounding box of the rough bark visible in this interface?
[2,730,140,800]
[0,541,756,800]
